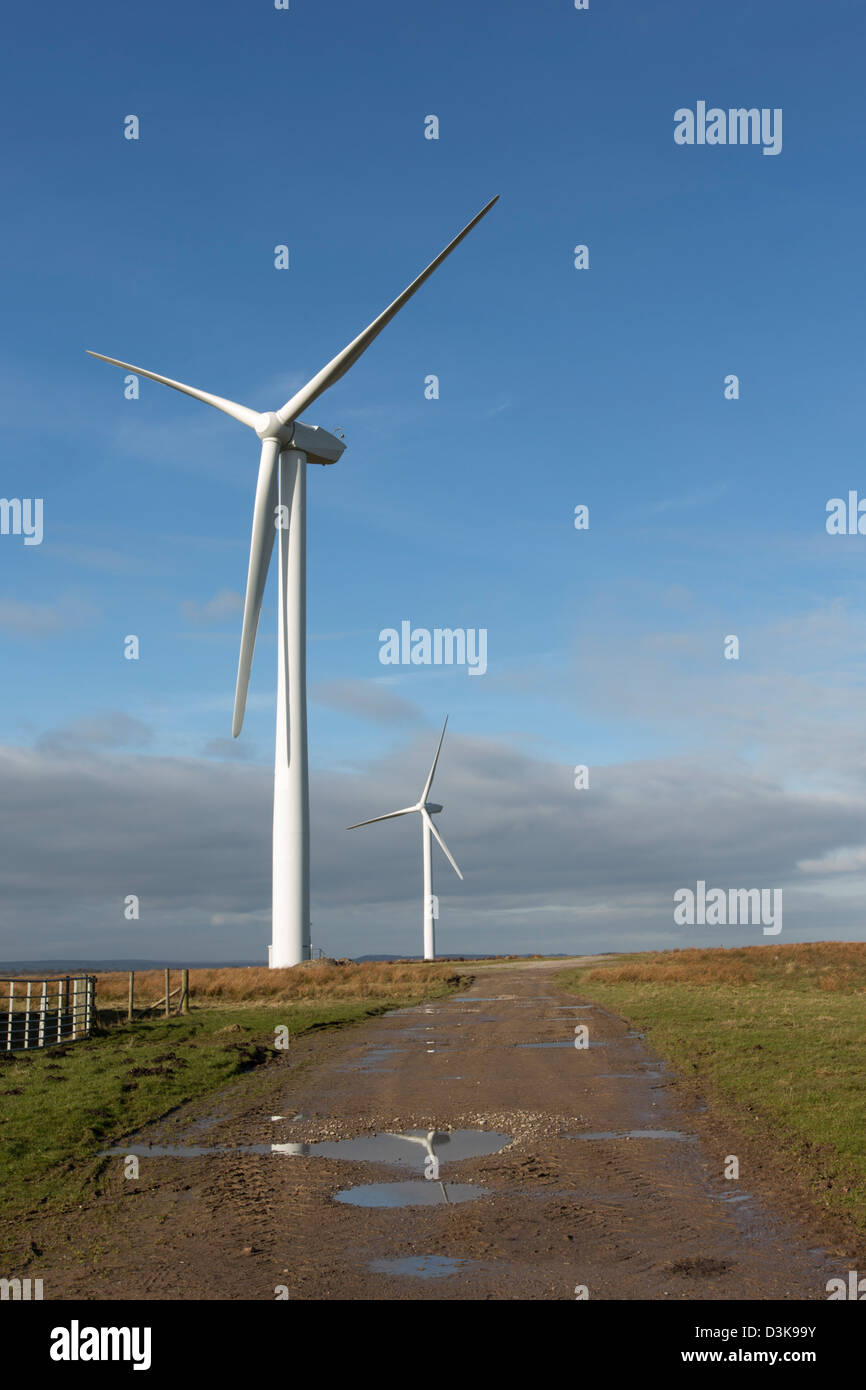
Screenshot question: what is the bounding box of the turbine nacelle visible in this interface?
[255,413,346,466]
[425,802,443,815]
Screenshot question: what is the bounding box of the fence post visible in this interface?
[181,968,189,1014]
[24,980,31,1050]
[128,971,134,1022]
[85,977,93,1037]
[6,981,13,1052]
[72,977,79,1041]
[38,980,47,1048]
[164,969,170,1019]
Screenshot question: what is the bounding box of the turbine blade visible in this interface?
[347,806,418,830]
[232,438,280,737]
[423,809,463,880]
[275,196,499,426]
[421,716,449,803]
[86,351,261,431]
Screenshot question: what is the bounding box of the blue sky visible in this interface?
[3,0,866,961]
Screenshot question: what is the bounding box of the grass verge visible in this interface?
[557,943,866,1234]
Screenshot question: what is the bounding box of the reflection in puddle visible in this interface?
[574,1130,695,1142]
[300,1129,510,1168]
[335,1181,487,1208]
[516,1040,602,1049]
[714,1190,753,1204]
[368,1255,472,1279]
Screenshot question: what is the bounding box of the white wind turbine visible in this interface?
[88,197,497,968]
[348,718,462,961]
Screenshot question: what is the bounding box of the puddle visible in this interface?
[101,1143,293,1158]
[714,1190,753,1204]
[573,1129,695,1142]
[516,1040,603,1049]
[101,1128,510,1168]
[453,996,515,1002]
[368,1255,471,1279]
[181,1112,228,1137]
[338,1046,406,1072]
[335,1181,487,1208]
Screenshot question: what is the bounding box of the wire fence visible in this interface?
[0,976,96,1052]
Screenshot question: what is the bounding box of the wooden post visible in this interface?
[181,968,189,1014]
[72,977,79,1041]
[38,980,47,1048]
[85,977,93,1036]
[24,981,32,1050]
[128,971,134,1022]
[164,969,170,1018]
[6,980,13,1052]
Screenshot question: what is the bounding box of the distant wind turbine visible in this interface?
[87,197,497,968]
[348,718,463,960]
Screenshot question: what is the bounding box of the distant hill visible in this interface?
[0,959,262,973]
[0,952,576,974]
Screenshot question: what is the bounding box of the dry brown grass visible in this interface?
[87,961,461,1010]
[582,941,866,993]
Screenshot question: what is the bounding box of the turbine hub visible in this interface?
[255,411,288,442]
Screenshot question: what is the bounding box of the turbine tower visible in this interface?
[347,718,463,960]
[88,197,497,968]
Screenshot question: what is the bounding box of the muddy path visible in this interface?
[16,964,854,1300]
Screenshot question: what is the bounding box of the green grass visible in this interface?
[0,979,465,1238]
[557,944,866,1232]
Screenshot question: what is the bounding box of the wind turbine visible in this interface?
[347,718,463,960]
[87,196,497,968]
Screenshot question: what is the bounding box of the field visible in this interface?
[0,962,467,1238]
[557,942,866,1233]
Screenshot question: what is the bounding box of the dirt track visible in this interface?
[21,964,855,1300]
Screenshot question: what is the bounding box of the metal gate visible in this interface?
[0,976,95,1051]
